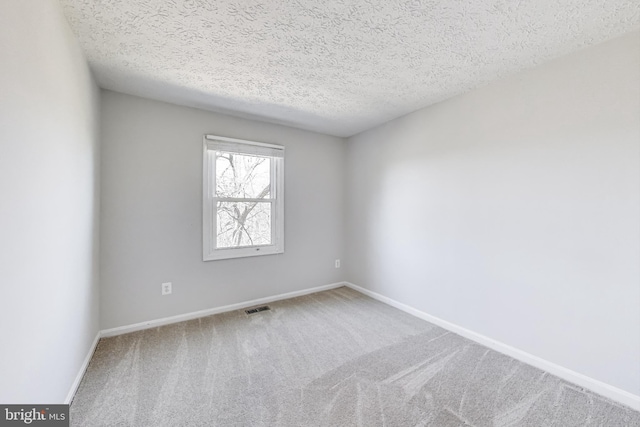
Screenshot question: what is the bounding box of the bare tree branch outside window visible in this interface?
[215,152,272,248]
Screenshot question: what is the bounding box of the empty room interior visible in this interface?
[1,0,640,425]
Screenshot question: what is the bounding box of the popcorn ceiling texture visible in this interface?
[60,0,639,137]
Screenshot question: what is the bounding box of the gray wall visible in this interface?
[345,32,640,395]
[99,91,346,329]
[0,1,101,403]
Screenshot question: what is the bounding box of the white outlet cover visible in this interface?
[162,282,172,295]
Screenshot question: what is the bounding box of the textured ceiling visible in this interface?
[60,0,639,137]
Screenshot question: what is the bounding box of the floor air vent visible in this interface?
[245,305,271,315]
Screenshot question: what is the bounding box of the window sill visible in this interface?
[203,246,284,261]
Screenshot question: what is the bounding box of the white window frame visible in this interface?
[203,134,284,261]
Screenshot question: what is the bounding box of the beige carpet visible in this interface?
[70,287,639,426]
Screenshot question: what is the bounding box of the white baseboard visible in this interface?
[344,281,640,412]
[100,281,346,338]
[65,331,101,404]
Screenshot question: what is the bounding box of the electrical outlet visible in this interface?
[161,282,172,295]
[335,259,341,269]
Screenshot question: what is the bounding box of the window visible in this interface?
[203,135,284,261]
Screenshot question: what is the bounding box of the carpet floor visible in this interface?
[70,287,639,426]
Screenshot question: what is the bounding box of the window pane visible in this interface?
[215,152,271,199]
[216,201,272,248]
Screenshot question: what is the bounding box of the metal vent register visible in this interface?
[245,305,271,315]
